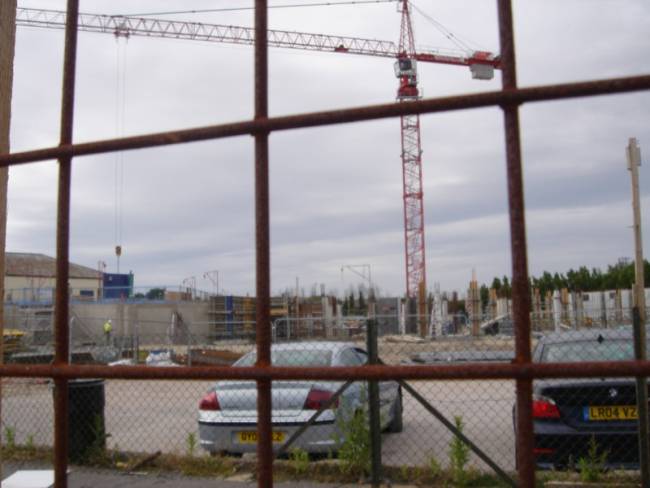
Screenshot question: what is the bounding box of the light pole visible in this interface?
[340,264,372,293]
[203,270,220,296]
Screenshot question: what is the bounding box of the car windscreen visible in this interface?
[540,339,635,362]
[235,349,333,367]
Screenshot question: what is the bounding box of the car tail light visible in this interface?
[532,394,560,419]
[304,389,338,410]
[199,391,221,411]
[533,447,555,455]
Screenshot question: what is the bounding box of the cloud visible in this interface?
[7,0,650,297]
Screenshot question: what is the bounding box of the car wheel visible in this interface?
[386,389,403,433]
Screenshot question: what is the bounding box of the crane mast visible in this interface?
[395,0,425,300]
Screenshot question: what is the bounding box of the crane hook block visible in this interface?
[115,245,122,257]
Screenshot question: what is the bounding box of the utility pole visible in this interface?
[627,137,649,488]
[0,1,17,479]
[628,138,646,320]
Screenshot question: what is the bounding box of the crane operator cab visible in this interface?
[394,57,419,99]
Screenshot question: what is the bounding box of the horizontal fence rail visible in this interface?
[1,75,649,168]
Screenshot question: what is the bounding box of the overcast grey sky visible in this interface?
[7,1,650,297]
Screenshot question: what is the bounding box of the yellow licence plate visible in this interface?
[586,405,638,421]
[237,431,285,444]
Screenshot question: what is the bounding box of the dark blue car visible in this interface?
[520,327,645,469]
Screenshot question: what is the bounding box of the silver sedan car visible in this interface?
[198,342,402,455]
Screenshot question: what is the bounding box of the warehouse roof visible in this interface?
[5,252,100,279]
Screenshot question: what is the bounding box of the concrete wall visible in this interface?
[4,302,213,344]
[72,302,212,338]
[5,276,102,301]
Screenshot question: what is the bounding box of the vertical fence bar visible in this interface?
[497,1,535,486]
[0,1,17,481]
[53,1,79,487]
[633,307,650,488]
[366,316,382,486]
[254,0,272,487]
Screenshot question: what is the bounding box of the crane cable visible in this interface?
[409,1,482,55]
[119,0,397,17]
[114,35,127,272]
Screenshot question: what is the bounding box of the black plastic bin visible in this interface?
[67,379,106,463]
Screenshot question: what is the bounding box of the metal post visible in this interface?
[497,1,535,486]
[366,315,382,486]
[0,1,17,480]
[54,2,79,486]
[254,1,272,487]
[633,308,650,487]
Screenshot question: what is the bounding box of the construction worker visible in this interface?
[103,319,112,346]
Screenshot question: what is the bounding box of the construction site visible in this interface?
[0,1,649,487]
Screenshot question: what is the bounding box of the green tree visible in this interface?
[145,287,165,300]
[358,289,366,314]
[491,277,502,293]
[348,292,355,314]
[479,284,489,311]
[501,276,512,298]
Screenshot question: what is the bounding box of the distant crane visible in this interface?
[16,5,500,301]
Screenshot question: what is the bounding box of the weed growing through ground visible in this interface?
[336,407,371,477]
[577,435,609,483]
[288,447,309,475]
[428,453,442,479]
[25,434,35,455]
[4,426,16,454]
[448,416,470,487]
[186,432,197,457]
[86,415,109,465]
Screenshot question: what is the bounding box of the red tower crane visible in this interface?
[16,5,500,299]
[394,0,426,300]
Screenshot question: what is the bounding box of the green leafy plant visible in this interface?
[399,464,410,482]
[448,416,470,487]
[288,447,309,475]
[26,434,35,455]
[186,432,197,457]
[336,407,371,477]
[577,435,609,483]
[427,453,442,479]
[85,415,109,465]
[4,426,16,453]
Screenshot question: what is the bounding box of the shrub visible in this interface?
[577,435,608,483]
[448,416,470,486]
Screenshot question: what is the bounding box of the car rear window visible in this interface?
[541,339,635,362]
[235,349,333,367]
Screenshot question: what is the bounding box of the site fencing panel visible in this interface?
[0,313,646,486]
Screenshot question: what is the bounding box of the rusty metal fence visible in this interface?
[1,317,649,486]
[1,0,650,487]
